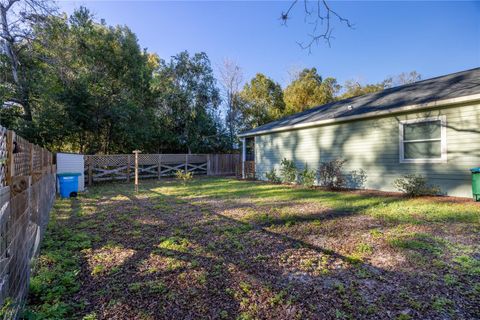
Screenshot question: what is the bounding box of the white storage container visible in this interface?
[56,153,85,192]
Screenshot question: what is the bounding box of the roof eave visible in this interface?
[238,93,480,138]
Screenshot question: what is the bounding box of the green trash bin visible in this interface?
[471,167,480,201]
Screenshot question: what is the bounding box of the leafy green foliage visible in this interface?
[239,73,285,129]
[393,174,441,196]
[157,236,191,253]
[175,170,193,185]
[25,204,92,319]
[346,169,367,189]
[265,168,281,183]
[0,8,228,154]
[279,158,297,184]
[318,159,347,189]
[151,51,227,153]
[453,255,480,275]
[283,68,339,115]
[387,233,445,256]
[23,178,480,318]
[339,80,388,99]
[297,164,317,187]
[0,3,425,157]
[339,71,421,99]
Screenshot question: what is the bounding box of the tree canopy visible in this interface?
[283,68,339,115]
[0,3,421,153]
[1,7,228,153]
[239,73,285,130]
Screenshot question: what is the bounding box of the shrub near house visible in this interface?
[240,68,480,198]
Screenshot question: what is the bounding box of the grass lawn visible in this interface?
[26,177,480,319]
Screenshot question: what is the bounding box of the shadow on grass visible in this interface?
[28,178,480,319]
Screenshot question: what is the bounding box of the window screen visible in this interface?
[400,118,445,162]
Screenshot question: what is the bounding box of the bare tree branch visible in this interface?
[281,0,353,53]
[218,59,243,149]
[0,0,55,120]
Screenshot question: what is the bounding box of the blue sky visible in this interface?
[58,1,480,88]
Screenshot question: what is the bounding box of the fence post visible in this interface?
[127,155,131,182]
[214,154,218,175]
[29,143,34,182]
[48,152,52,174]
[133,150,140,192]
[6,131,15,186]
[88,156,93,186]
[207,154,211,176]
[40,149,44,178]
[185,154,188,173]
[157,154,162,180]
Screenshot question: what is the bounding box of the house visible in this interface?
[238,68,480,198]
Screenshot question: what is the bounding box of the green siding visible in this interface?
[254,102,480,197]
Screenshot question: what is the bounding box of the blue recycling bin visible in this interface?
[57,173,81,198]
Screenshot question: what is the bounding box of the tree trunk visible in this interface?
[0,4,33,122]
[0,6,19,83]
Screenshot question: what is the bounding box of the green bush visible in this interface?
[279,158,297,184]
[265,168,281,183]
[25,223,91,319]
[298,164,317,188]
[393,174,441,196]
[318,159,347,189]
[175,170,193,185]
[346,169,367,189]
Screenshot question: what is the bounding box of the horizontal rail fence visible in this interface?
[0,127,56,319]
[85,153,240,185]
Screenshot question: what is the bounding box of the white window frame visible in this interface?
[399,115,447,164]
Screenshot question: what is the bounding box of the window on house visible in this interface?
[399,116,447,163]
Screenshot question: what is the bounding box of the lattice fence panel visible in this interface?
[138,154,158,165]
[85,154,238,184]
[187,154,207,163]
[13,135,31,177]
[92,155,128,167]
[161,154,186,164]
[32,145,43,172]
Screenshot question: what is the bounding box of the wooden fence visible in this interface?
[0,127,55,319]
[85,153,240,185]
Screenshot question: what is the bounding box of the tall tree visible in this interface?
[340,71,422,99]
[0,6,231,154]
[152,51,225,153]
[0,0,55,121]
[384,71,422,87]
[283,67,339,114]
[239,73,285,129]
[13,7,156,153]
[339,80,388,99]
[219,59,243,149]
